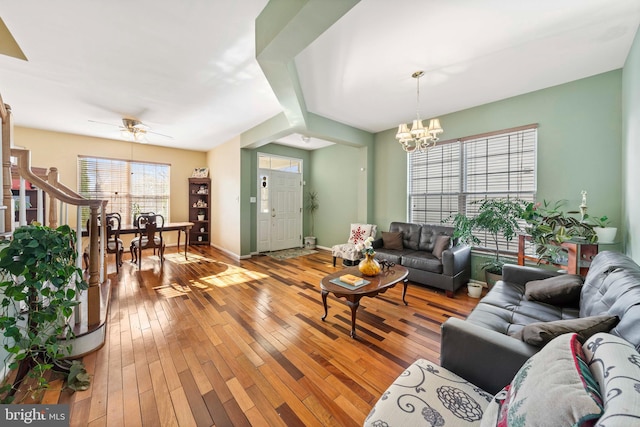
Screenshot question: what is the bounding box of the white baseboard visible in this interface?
[209,243,242,260]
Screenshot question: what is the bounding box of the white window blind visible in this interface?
[408,125,537,253]
[78,156,170,224]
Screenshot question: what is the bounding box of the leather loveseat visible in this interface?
[440,250,640,394]
[373,222,471,297]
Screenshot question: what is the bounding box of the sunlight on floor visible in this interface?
[197,263,269,288]
[163,252,212,264]
[153,283,191,298]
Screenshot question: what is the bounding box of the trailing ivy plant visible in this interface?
[0,224,89,403]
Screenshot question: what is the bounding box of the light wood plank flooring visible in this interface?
[59,246,481,426]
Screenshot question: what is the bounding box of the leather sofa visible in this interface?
[440,250,640,394]
[373,222,471,297]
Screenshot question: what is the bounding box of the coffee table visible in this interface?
[320,265,409,338]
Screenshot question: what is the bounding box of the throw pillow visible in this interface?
[381,231,403,250]
[511,315,619,347]
[348,224,373,245]
[524,274,584,306]
[432,235,451,260]
[481,333,603,427]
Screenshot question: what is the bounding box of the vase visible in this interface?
[358,253,381,276]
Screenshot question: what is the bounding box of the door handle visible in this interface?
[271,208,276,218]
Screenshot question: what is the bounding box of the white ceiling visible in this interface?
[0,0,639,152]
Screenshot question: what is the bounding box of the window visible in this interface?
[78,156,170,224]
[408,124,537,253]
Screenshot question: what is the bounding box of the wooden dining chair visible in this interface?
[83,212,124,273]
[130,213,165,269]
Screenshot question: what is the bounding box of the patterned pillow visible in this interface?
[348,224,373,245]
[582,332,640,426]
[481,333,603,427]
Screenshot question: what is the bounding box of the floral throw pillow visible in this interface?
[481,333,603,427]
[348,224,373,245]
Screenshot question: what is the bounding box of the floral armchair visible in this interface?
[331,223,377,267]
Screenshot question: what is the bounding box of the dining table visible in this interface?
[84,221,194,259]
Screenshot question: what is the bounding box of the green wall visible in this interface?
[622,25,640,262]
[373,71,623,240]
[240,71,626,263]
[309,143,365,247]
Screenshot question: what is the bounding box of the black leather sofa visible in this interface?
[373,222,471,297]
[440,250,640,394]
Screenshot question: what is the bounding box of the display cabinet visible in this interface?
[188,177,211,245]
[11,166,46,226]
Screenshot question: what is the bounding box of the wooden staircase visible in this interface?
[1,94,110,360]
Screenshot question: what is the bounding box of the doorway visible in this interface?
[257,154,303,253]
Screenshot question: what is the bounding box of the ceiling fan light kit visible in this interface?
[396,71,444,154]
[121,118,148,143]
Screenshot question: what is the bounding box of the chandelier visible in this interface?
[395,71,443,153]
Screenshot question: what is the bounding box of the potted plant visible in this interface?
[586,214,617,244]
[0,224,90,403]
[304,191,319,249]
[446,198,527,286]
[197,209,206,221]
[521,200,597,264]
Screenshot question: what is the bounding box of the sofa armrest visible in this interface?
[372,238,384,250]
[440,317,538,394]
[442,244,471,276]
[501,263,562,286]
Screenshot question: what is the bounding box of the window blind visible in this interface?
[78,156,170,225]
[408,125,537,253]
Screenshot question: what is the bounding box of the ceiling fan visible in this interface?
[89,118,173,142]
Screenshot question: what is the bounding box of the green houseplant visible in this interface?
[0,224,90,403]
[521,200,597,263]
[446,198,527,276]
[304,191,319,249]
[585,214,617,244]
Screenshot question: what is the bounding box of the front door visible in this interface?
[257,168,302,252]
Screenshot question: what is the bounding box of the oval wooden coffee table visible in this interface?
[320,265,409,338]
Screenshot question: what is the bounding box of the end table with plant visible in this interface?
[521,200,597,263]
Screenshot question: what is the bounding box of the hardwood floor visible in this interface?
[59,246,481,426]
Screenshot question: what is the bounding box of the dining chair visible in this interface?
[83,212,124,273]
[130,213,165,269]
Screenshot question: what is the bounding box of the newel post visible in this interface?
[87,204,100,327]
